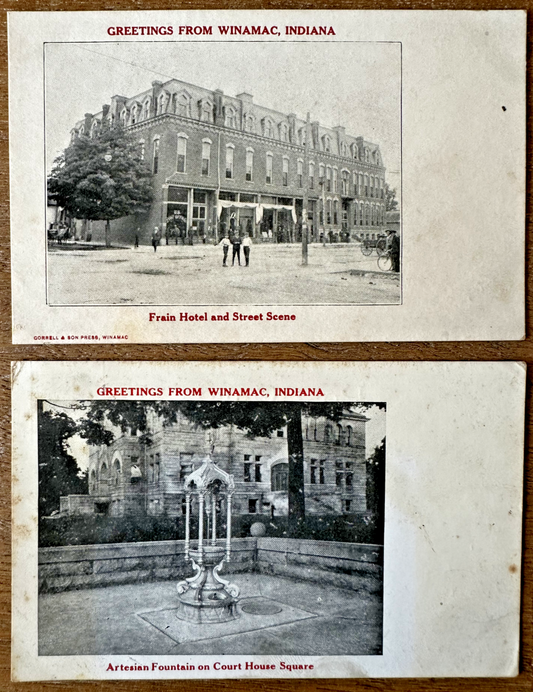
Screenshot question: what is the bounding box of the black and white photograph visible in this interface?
[44,40,402,307]
[37,398,386,657]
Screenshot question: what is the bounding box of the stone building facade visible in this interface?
[70,77,388,245]
[62,409,369,518]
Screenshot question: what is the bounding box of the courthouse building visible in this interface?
[70,77,388,245]
[60,409,369,519]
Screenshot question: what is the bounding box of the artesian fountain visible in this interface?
[176,453,240,623]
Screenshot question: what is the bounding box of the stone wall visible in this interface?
[38,538,256,594]
[38,537,383,594]
[256,537,383,592]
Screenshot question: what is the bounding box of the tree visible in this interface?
[48,126,153,247]
[38,403,88,518]
[75,400,384,537]
[384,183,398,212]
[366,438,386,537]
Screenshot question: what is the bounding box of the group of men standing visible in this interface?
[219,233,252,267]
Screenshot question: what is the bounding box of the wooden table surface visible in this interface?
[0,1,530,690]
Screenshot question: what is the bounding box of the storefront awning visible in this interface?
[216,200,297,224]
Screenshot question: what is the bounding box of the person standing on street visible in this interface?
[219,234,231,267]
[387,229,400,272]
[231,234,242,266]
[242,233,252,266]
[151,226,161,252]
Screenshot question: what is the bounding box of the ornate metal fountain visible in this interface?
[176,453,240,623]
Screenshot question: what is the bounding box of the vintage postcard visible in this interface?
[12,361,525,680]
[8,10,525,343]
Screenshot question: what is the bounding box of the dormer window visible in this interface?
[244,114,255,133]
[352,143,359,159]
[120,109,128,127]
[225,105,237,128]
[131,104,139,125]
[142,98,151,120]
[262,118,274,139]
[279,122,289,142]
[176,91,191,118]
[199,99,214,123]
[322,135,331,153]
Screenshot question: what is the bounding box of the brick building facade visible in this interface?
[70,77,388,245]
[61,409,369,518]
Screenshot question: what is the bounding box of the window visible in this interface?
[352,143,358,159]
[255,463,262,482]
[266,153,273,184]
[346,426,352,446]
[333,168,338,193]
[326,199,332,225]
[277,429,284,438]
[344,499,352,512]
[370,176,374,198]
[322,135,331,152]
[225,144,234,179]
[154,453,160,483]
[298,127,306,146]
[139,140,145,161]
[310,459,317,484]
[244,463,251,482]
[143,98,151,120]
[325,424,332,442]
[192,190,206,233]
[201,138,211,176]
[326,166,331,192]
[246,148,254,181]
[282,157,289,186]
[157,92,166,115]
[248,499,258,514]
[244,114,255,133]
[200,100,213,123]
[364,175,369,197]
[177,133,187,173]
[342,171,349,196]
[263,118,274,138]
[359,173,364,197]
[337,424,343,444]
[271,463,288,491]
[333,200,339,225]
[225,106,237,128]
[176,92,191,117]
[114,459,121,486]
[152,137,160,174]
[319,460,325,484]
[319,163,325,185]
[279,122,289,142]
[346,472,353,487]
[309,162,315,189]
[297,160,303,188]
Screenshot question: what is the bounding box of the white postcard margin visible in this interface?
[11,360,525,680]
[8,10,526,343]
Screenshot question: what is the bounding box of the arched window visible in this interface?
[353,202,358,225]
[333,200,339,225]
[322,135,331,152]
[370,176,375,198]
[353,172,358,196]
[337,424,343,444]
[326,199,332,225]
[201,138,211,176]
[199,99,214,123]
[346,426,352,446]
[324,424,332,442]
[326,166,332,192]
[298,128,306,146]
[297,159,303,188]
[271,463,288,491]
[246,147,254,181]
[333,168,338,193]
[359,172,364,196]
[90,469,96,491]
[282,157,289,186]
[342,171,349,196]
[142,98,151,120]
[131,104,139,125]
[176,92,191,118]
[152,136,160,174]
[120,109,127,128]
[266,152,273,184]
[364,174,369,197]
[352,143,359,159]
[114,459,121,486]
[138,139,145,161]
[100,462,108,482]
[244,113,255,133]
[263,118,274,138]
[365,147,370,162]
[177,133,188,173]
[225,105,237,128]
[319,163,325,183]
[225,144,234,179]
[157,92,166,116]
[279,122,289,142]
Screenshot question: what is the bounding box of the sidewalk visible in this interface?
[39,573,382,656]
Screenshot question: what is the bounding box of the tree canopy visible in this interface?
[38,405,87,518]
[384,183,398,212]
[48,126,153,245]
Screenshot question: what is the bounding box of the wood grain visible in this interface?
[0,1,531,690]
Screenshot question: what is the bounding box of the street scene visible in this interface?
[45,41,401,308]
[47,241,400,305]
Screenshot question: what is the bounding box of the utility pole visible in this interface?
[301,112,310,266]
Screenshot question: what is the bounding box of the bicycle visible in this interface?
[377,250,394,272]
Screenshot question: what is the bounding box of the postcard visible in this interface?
[8,10,526,343]
[12,360,525,680]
